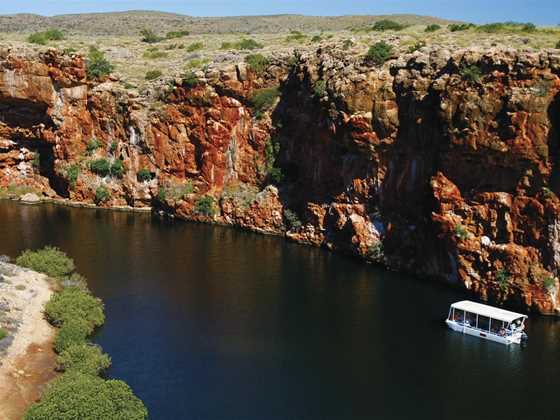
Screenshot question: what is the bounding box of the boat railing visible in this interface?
[450,319,520,337]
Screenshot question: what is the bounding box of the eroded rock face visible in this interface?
[2,47,560,314]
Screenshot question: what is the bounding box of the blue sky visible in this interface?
[0,1,558,25]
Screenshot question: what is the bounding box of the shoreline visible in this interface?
[0,262,57,420]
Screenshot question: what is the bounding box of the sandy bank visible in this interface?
[0,262,57,420]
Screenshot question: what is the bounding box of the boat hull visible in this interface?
[446,320,522,345]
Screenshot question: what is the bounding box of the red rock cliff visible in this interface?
[1,47,559,314]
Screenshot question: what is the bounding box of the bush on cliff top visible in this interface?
[371,20,406,31]
[140,28,164,44]
[145,69,162,80]
[460,65,482,83]
[221,39,263,50]
[86,47,114,79]
[166,30,190,39]
[245,54,269,75]
[24,373,148,420]
[57,343,111,376]
[16,246,75,278]
[425,24,441,32]
[448,23,475,32]
[365,41,392,65]
[27,29,65,45]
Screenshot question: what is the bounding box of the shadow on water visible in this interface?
[0,200,558,420]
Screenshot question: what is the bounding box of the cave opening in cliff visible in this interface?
[547,92,560,193]
[0,98,54,129]
[31,141,69,198]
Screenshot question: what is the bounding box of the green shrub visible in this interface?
[45,287,105,330]
[110,160,125,178]
[496,269,510,291]
[448,23,475,32]
[66,165,80,188]
[24,373,148,420]
[454,224,469,240]
[264,139,282,183]
[53,319,90,353]
[365,41,392,65]
[140,28,163,43]
[195,196,216,217]
[226,39,263,50]
[109,141,118,153]
[16,246,75,278]
[239,39,264,50]
[245,53,269,75]
[0,328,8,341]
[284,209,302,230]
[186,42,204,52]
[476,22,537,34]
[137,168,153,182]
[407,40,426,53]
[44,29,65,40]
[145,70,162,80]
[543,276,556,291]
[86,138,102,154]
[158,187,167,201]
[313,80,327,98]
[311,35,322,43]
[27,29,65,45]
[142,48,168,59]
[460,65,482,83]
[251,87,280,116]
[425,24,441,32]
[372,20,406,31]
[182,71,199,88]
[186,58,210,69]
[166,30,189,39]
[27,33,48,45]
[57,343,111,375]
[95,186,110,204]
[86,47,114,79]
[90,159,111,177]
[556,40,560,49]
[285,31,307,42]
[268,167,283,184]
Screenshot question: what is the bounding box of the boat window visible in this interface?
[477,315,490,331]
[465,311,477,327]
[490,319,503,334]
[452,309,464,322]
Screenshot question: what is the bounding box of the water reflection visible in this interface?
[0,201,558,420]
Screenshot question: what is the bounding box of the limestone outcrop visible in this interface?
[2,46,559,314]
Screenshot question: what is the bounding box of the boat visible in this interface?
[445,300,528,345]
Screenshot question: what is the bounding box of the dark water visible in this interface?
[0,201,558,420]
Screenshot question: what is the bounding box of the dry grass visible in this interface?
[1,21,558,89]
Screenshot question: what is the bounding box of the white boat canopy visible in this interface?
[450,300,527,323]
